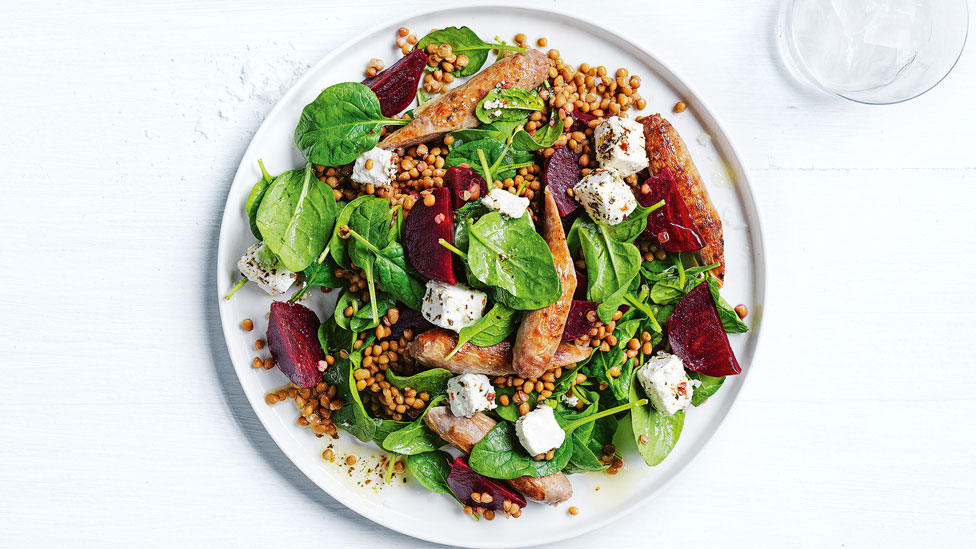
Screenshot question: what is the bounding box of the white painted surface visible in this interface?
[1,1,973,547]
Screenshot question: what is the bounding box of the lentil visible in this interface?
[241,318,253,331]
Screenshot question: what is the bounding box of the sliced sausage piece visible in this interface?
[512,189,576,378]
[407,328,591,376]
[378,49,550,150]
[640,114,725,286]
[424,407,573,505]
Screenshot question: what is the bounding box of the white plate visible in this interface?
[216,4,766,547]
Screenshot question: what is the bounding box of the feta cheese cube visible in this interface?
[237,242,298,296]
[481,188,530,219]
[560,392,579,408]
[515,406,566,456]
[636,352,701,416]
[447,373,497,417]
[351,147,396,186]
[594,116,648,177]
[573,167,638,226]
[421,280,488,331]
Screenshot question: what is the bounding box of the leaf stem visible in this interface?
[623,294,662,333]
[316,245,331,264]
[288,285,307,303]
[385,452,397,484]
[364,263,379,323]
[224,277,248,300]
[438,238,468,260]
[257,158,272,182]
[345,227,382,254]
[477,148,493,184]
[564,398,649,431]
[673,253,685,288]
[646,199,665,213]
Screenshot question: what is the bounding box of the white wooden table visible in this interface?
[2,1,974,547]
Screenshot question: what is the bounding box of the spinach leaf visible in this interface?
[688,371,725,406]
[294,82,408,167]
[414,26,524,77]
[245,159,273,240]
[510,116,564,151]
[382,395,446,455]
[333,290,394,332]
[444,138,533,182]
[453,201,489,253]
[569,218,641,304]
[706,277,749,334]
[563,398,609,473]
[407,450,453,494]
[468,421,574,479]
[301,253,346,292]
[373,418,410,446]
[640,259,676,283]
[588,319,641,402]
[330,196,374,269]
[347,197,395,321]
[448,303,520,357]
[476,88,544,124]
[602,202,655,244]
[256,162,339,272]
[650,278,687,305]
[326,335,378,443]
[466,212,561,310]
[385,368,454,396]
[373,241,426,310]
[629,375,684,466]
[450,121,526,147]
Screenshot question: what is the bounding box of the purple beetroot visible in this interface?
[444,166,488,208]
[543,146,582,216]
[573,269,588,301]
[567,109,597,133]
[361,49,428,118]
[447,457,527,511]
[266,301,326,388]
[668,282,740,377]
[637,168,706,252]
[404,186,457,284]
[562,300,599,341]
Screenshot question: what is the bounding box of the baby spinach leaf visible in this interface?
[468,421,574,479]
[373,241,426,311]
[256,162,339,272]
[294,82,407,167]
[629,376,684,466]
[511,116,564,152]
[650,278,687,305]
[688,372,725,406]
[569,218,641,304]
[706,277,749,334]
[347,197,395,322]
[493,386,538,422]
[301,253,346,291]
[245,159,273,240]
[373,418,411,446]
[327,335,378,443]
[414,26,524,77]
[407,450,453,494]
[445,138,534,182]
[448,303,520,357]
[589,319,641,402]
[382,395,446,455]
[450,121,526,147]
[453,201,489,253]
[465,212,561,310]
[329,196,374,269]
[602,202,655,244]
[333,290,394,332]
[385,368,454,396]
[476,87,545,124]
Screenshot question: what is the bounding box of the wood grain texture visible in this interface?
[1,0,974,547]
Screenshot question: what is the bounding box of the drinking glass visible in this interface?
[778,0,969,104]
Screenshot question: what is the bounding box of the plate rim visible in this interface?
[215,3,767,546]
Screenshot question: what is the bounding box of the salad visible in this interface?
[227,26,748,521]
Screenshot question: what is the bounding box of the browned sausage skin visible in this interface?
[378,49,550,150]
[407,328,591,376]
[511,189,576,378]
[424,407,573,505]
[641,114,725,286]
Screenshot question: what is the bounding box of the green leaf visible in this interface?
[302,253,346,291]
[414,26,524,77]
[256,162,339,272]
[569,218,641,304]
[382,395,446,455]
[650,278,686,305]
[407,451,453,494]
[468,421,574,479]
[329,196,374,269]
[602,202,654,244]
[629,375,684,466]
[511,117,564,152]
[706,277,749,334]
[465,212,561,310]
[385,368,454,396]
[373,241,426,310]
[589,319,641,402]
[373,418,411,446]
[326,335,378,443]
[445,138,530,182]
[449,303,520,356]
[476,87,544,124]
[294,82,406,167]
[688,372,725,406]
[333,290,394,332]
[245,159,273,240]
[450,121,524,147]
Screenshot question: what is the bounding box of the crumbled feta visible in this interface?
[636,352,701,416]
[351,147,396,186]
[421,280,487,331]
[515,406,566,456]
[237,242,298,296]
[594,116,648,177]
[560,392,579,408]
[573,167,638,226]
[447,373,497,417]
[481,188,530,219]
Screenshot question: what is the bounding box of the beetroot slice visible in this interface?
[562,300,599,341]
[447,457,527,511]
[567,110,597,133]
[543,146,582,216]
[444,166,488,209]
[266,301,325,388]
[381,303,433,342]
[668,283,740,377]
[361,49,428,118]
[405,187,456,284]
[573,269,588,300]
[637,168,706,252]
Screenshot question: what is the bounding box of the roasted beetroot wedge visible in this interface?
[266,301,326,387]
[637,167,706,252]
[543,146,581,216]
[567,110,597,133]
[562,300,599,341]
[444,166,488,208]
[405,187,457,284]
[668,282,740,376]
[361,49,428,118]
[381,303,433,342]
[447,457,527,511]
[573,269,588,300]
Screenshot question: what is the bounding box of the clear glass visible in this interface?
[778,0,969,104]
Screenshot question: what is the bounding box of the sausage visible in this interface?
[511,189,576,378]
[407,328,592,376]
[378,49,550,150]
[640,114,725,286]
[424,407,573,505]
